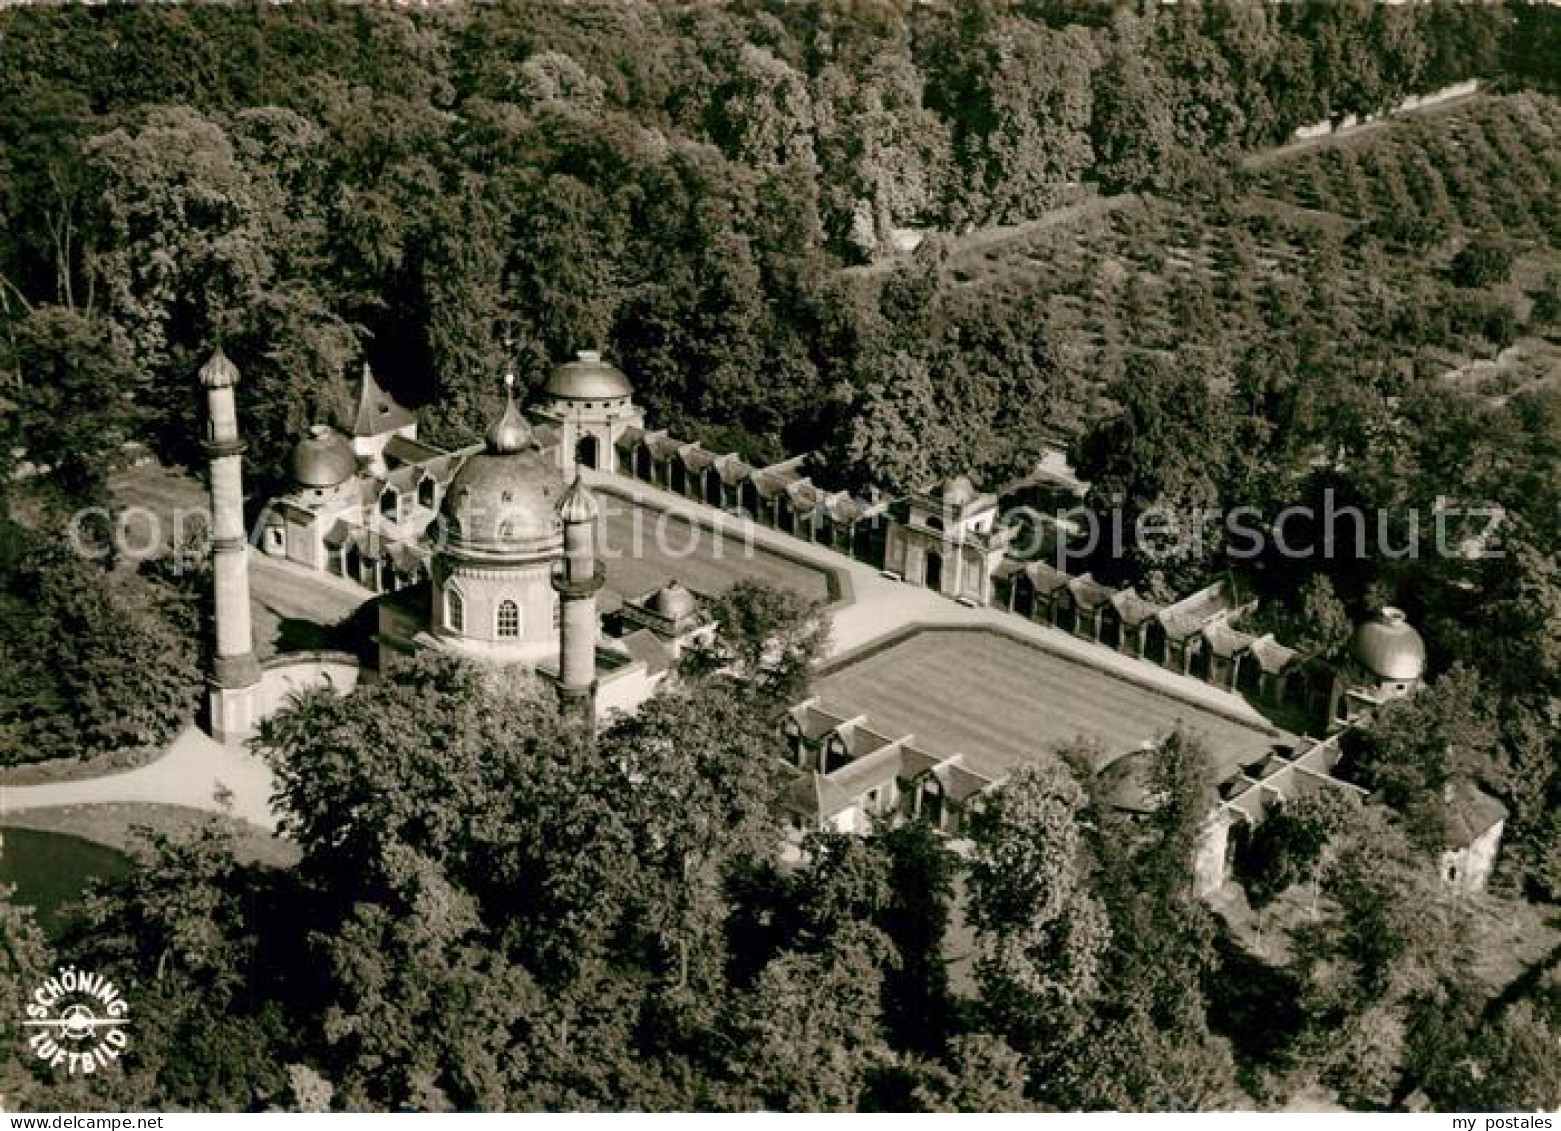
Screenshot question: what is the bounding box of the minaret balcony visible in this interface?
[203,437,247,459]
[552,562,605,598]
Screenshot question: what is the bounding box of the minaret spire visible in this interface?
[200,347,261,743]
[554,471,603,718]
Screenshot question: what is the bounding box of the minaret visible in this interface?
[553,473,603,713]
[200,347,262,743]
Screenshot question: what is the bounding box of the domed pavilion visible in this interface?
[430,375,569,665]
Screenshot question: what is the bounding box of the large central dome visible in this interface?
[440,381,565,556]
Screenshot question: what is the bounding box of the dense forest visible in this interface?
[2,0,1560,1112]
[0,0,1553,482]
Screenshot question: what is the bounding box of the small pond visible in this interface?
[0,827,132,936]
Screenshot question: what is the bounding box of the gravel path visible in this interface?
[1,726,281,831]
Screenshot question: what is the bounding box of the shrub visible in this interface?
[1235,791,1357,908]
[1530,271,1561,328]
[1450,239,1514,288]
[1367,213,1445,252]
[0,543,202,765]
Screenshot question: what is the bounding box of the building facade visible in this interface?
[883,476,1017,604]
[530,349,646,477]
[261,366,476,594]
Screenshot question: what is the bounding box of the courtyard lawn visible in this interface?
[111,464,369,660]
[595,492,834,604]
[815,626,1280,781]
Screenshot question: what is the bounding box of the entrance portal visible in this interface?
[924,549,943,593]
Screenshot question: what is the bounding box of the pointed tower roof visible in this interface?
[558,472,600,524]
[200,346,240,389]
[352,362,415,438]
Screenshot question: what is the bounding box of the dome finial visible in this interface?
[486,363,533,454]
[501,330,517,389]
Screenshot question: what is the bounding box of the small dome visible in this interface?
[545,350,632,401]
[652,579,698,622]
[1100,749,1161,814]
[558,474,599,524]
[942,475,978,507]
[199,346,240,389]
[1352,607,1426,682]
[290,424,357,488]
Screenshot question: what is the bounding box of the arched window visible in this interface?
[496,599,520,638]
[445,586,465,632]
[417,476,437,509]
[379,487,399,521]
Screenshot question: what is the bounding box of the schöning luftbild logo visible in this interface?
[23,966,131,1074]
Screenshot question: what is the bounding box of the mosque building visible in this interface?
[371,366,690,716]
[196,344,1508,896]
[202,351,705,736]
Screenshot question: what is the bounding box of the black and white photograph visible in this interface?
[0,0,1558,1116]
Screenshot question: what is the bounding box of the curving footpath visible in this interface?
[0,726,280,832]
